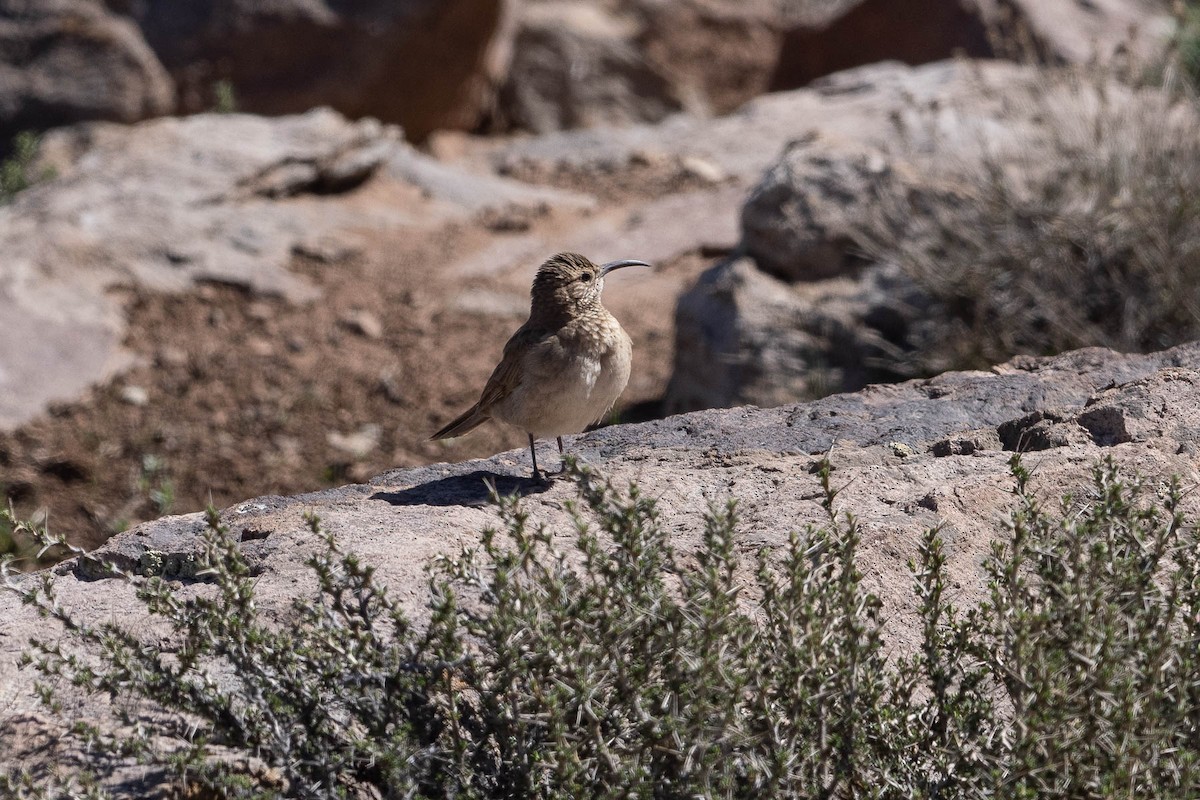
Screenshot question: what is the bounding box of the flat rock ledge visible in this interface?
[4,341,1200,773]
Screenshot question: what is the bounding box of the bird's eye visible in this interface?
[581,273,593,282]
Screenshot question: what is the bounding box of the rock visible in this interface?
[339,310,384,340]
[116,0,516,140]
[4,341,1200,788]
[993,0,1175,66]
[327,424,382,458]
[292,234,362,264]
[386,141,596,215]
[499,2,683,133]
[741,137,893,282]
[118,385,148,407]
[632,0,789,115]
[492,59,1037,188]
[665,258,941,413]
[498,0,784,133]
[768,0,994,90]
[0,0,173,139]
[769,0,1172,91]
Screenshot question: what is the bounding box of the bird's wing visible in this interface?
[477,326,562,411]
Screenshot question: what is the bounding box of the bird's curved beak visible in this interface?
[600,259,652,277]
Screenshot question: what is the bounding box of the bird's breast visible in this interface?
[492,313,633,438]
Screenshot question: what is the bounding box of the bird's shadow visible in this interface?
[370,470,553,508]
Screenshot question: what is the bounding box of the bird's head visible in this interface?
[530,252,650,316]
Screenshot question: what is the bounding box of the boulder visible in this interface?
[498,2,684,133]
[630,0,788,116]
[4,341,1200,787]
[111,0,516,140]
[0,0,173,140]
[499,0,785,132]
[666,258,940,413]
[739,136,893,282]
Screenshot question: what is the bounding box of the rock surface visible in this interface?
[112,0,516,140]
[769,0,1173,90]
[489,58,1035,187]
[0,0,174,140]
[499,1,684,133]
[4,341,1200,780]
[997,0,1175,65]
[667,258,940,413]
[497,0,788,133]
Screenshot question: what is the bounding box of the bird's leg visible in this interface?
[528,434,545,481]
[556,437,564,454]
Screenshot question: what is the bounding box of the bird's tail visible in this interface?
[430,404,489,441]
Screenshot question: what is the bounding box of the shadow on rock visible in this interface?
[370,470,553,508]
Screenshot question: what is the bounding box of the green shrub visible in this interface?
[3,456,1199,798]
[1178,2,1200,90]
[0,505,68,573]
[213,80,239,114]
[0,132,48,204]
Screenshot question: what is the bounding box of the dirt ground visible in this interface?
[0,163,717,557]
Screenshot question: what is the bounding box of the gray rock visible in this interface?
[0,0,173,139]
[991,0,1175,66]
[666,257,940,413]
[741,137,891,282]
[492,59,1037,187]
[500,2,683,133]
[498,0,789,133]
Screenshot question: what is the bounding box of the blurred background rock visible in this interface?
[0,0,1193,557]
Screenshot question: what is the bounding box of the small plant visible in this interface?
[137,454,176,517]
[213,80,238,114]
[1177,1,1200,90]
[0,132,47,204]
[0,505,66,572]
[3,456,1199,797]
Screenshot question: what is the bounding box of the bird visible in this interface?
[431,252,650,480]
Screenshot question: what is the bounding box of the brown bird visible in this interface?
[432,252,650,479]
